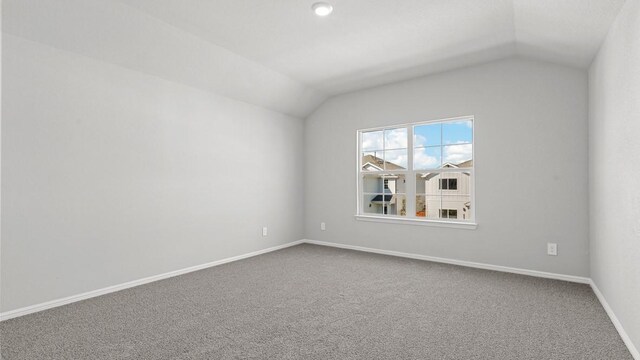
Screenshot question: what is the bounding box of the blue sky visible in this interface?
[362,120,473,170]
[414,120,473,147]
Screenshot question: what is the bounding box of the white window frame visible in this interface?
[355,115,477,229]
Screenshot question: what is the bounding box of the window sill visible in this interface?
[354,215,478,230]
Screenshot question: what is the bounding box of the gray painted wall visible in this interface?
[1,35,305,312]
[589,0,640,352]
[305,57,589,277]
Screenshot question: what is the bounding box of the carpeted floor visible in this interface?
[0,244,633,359]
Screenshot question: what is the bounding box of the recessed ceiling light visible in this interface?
[312,2,333,17]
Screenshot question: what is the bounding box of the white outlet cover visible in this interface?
[262,227,268,236]
[321,222,326,231]
[547,243,557,256]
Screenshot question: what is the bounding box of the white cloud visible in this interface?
[385,152,407,168]
[414,134,428,147]
[414,148,439,169]
[384,128,407,149]
[362,128,408,152]
[362,131,383,151]
[443,144,472,164]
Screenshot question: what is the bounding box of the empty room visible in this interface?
[1,0,639,359]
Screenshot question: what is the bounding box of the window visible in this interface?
[439,209,458,219]
[439,178,457,190]
[357,116,474,226]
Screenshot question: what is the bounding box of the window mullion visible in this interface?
[439,126,444,220]
[357,131,363,215]
[406,126,416,218]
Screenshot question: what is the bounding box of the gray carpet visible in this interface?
[0,244,632,359]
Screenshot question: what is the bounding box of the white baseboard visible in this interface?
[590,280,639,360]
[0,240,305,322]
[302,239,590,284]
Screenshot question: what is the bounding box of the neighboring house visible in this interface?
[362,155,471,219]
[361,155,407,216]
[417,160,472,220]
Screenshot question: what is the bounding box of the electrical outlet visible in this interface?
[321,222,326,231]
[547,242,557,256]
[262,227,268,237]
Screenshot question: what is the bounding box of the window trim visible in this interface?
[355,115,476,228]
[354,215,477,229]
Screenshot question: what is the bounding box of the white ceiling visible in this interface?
[116,0,625,92]
[4,0,626,117]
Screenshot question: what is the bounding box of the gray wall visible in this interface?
[305,57,589,277]
[589,0,640,352]
[1,35,305,312]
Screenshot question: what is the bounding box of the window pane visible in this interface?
[441,171,471,220]
[414,124,441,147]
[415,195,441,219]
[416,173,427,195]
[364,174,406,195]
[363,173,406,217]
[384,128,407,150]
[362,152,384,171]
[362,194,387,215]
[417,172,442,195]
[416,195,426,217]
[362,131,383,152]
[414,147,441,170]
[443,144,472,166]
[384,149,407,170]
[387,194,407,216]
[442,121,473,145]
[385,174,406,194]
[363,174,383,193]
[417,173,441,218]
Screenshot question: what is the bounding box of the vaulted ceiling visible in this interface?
[4,0,626,117]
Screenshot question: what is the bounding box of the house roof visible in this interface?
[362,155,471,172]
[361,155,405,171]
[371,194,394,203]
[421,160,473,180]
